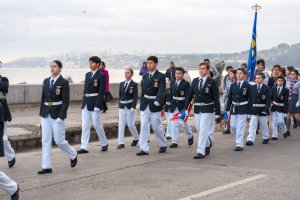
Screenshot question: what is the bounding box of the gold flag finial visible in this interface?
[252,3,261,11]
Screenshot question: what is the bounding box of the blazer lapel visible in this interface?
[147,71,157,87]
[88,70,99,87]
[200,78,209,93]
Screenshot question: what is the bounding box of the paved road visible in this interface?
[1,127,300,200]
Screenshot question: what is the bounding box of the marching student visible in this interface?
[38,60,78,174]
[270,76,289,140]
[226,68,251,151]
[117,68,139,149]
[78,56,109,154]
[137,56,168,156]
[169,67,193,148]
[0,85,19,199]
[246,73,271,145]
[185,63,220,159]
[286,69,300,136]
[0,74,16,168]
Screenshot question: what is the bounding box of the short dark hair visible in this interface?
[125,68,134,75]
[241,63,247,67]
[101,61,106,68]
[226,66,233,70]
[287,66,294,71]
[175,67,185,74]
[199,62,210,70]
[273,64,281,70]
[294,69,299,75]
[52,60,62,68]
[147,56,158,63]
[204,58,210,63]
[256,59,265,67]
[256,72,265,79]
[89,56,101,64]
[170,61,175,64]
[237,67,247,75]
[281,68,286,77]
[277,75,285,81]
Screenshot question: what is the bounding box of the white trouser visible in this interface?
[194,113,215,155]
[170,109,193,144]
[3,122,15,162]
[230,114,247,147]
[118,108,139,145]
[165,112,172,137]
[41,115,77,169]
[271,112,287,138]
[81,105,108,150]
[0,171,17,196]
[247,115,269,142]
[139,106,167,152]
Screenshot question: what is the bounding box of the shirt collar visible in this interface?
[149,70,156,76]
[237,80,244,85]
[125,80,131,84]
[176,79,182,85]
[50,74,61,82]
[199,76,208,82]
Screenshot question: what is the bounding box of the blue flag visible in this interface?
[247,11,258,81]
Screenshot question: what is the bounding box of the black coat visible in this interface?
[119,80,138,109]
[249,84,271,116]
[0,103,4,157]
[81,70,106,111]
[39,75,69,120]
[185,77,220,115]
[0,76,12,122]
[271,86,289,113]
[165,68,176,81]
[170,79,190,113]
[140,70,166,112]
[226,81,252,115]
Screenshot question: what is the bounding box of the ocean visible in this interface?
[1,68,209,84]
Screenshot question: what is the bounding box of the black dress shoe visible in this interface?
[136,150,149,156]
[271,137,278,140]
[246,141,253,146]
[8,157,16,168]
[77,149,89,154]
[37,168,52,174]
[131,140,139,146]
[11,185,19,200]
[188,136,194,145]
[256,130,259,134]
[234,147,243,151]
[166,136,172,140]
[293,123,297,129]
[117,144,125,149]
[287,131,291,136]
[205,147,210,156]
[159,146,167,153]
[169,143,178,148]
[70,154,78,168]
[222,130,231,134]
[102,108,108,113]
[262,138,270,144]
[193,153,205,159]
[101,144,109,152]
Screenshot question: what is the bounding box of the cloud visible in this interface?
[0,0,299,61]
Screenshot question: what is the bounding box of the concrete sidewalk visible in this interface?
[0,127,300,200]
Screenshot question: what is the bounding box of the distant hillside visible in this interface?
[3,43,300,70]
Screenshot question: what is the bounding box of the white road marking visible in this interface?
[179,174,267,200]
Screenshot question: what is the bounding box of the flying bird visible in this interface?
[82,10,87,14]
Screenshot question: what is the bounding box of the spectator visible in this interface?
[139,61,148,76]
[99,61,109,113]
[221,66,233,93]
[165,61,176,82]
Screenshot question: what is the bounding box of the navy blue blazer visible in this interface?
[0,76,12,122]
[163,88,171,112]
[119,80,138,109]
[39,75,69,120]
[271,86,289,113]
[185,77,220,115]
[249,84,271,116]
[170,79,190,113]
[81,70,106,111]
[226,81,252,115]
[140,70,166,112]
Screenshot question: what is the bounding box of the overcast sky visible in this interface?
[0,0,299,62]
